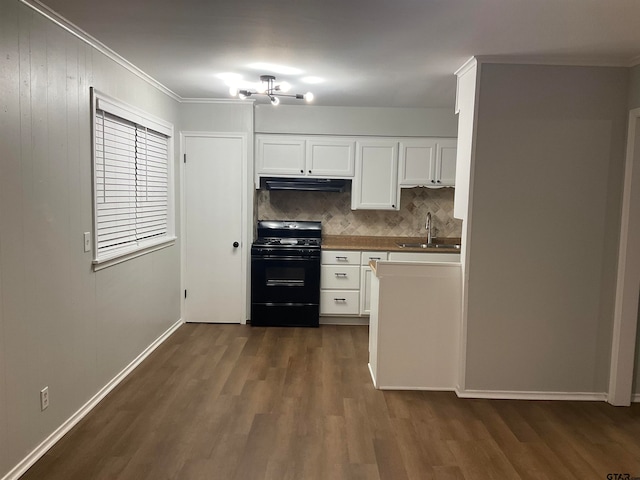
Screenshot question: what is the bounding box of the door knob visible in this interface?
[233,241,239,248]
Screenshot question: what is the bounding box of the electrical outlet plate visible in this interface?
[40,386,49,411]
[83,232,91,252]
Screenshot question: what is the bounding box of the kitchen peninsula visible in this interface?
[368,257,462,391]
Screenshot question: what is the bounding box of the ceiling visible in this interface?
[39,0,640,108]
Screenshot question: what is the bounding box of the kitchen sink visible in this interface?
[396,242,461,250]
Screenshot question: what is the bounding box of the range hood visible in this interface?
[261,177,350,192]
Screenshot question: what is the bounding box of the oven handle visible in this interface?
[266,279,305,287]
[253,255,319,261]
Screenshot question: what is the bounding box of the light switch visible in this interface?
[83,232,91,252]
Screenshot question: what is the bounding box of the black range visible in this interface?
[250,220,321,327]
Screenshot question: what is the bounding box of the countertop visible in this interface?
[322,235,462,253]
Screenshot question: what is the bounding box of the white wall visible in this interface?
[255,104,458,137]
[180,101,254,133]
[0,2,181,477]
[630,64,640,395]
[464,64,629,394]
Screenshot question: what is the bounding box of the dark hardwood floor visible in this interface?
[22,324,640,479]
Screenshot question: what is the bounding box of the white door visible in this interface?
[184,135,245,323]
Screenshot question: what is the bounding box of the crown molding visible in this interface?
[180,98,255,104]
[475,54,632,68]
[20,0,182,102]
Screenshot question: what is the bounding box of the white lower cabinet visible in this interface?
[321,248,459,318]
[320,250,360,316]
[321,249,389,317]
[360,251,388,315]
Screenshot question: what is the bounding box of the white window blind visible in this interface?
[94,109,169,256]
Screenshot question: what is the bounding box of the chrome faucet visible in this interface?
[426,212,433,245]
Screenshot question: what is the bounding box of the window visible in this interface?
[91,89,175,269]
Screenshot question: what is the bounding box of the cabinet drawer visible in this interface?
[321,250,360,265]
[361,251,388,265]
[320,290,360,315]
[321,265,360,289]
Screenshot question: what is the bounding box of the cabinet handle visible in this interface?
[335,256,348,261]
[300,169,304,173]
[334,298,346,302]
[335,272,347,277]
[308,170,312,174]
[436,180,441,184]
[431,180,436,184]
[392,204,396,208]
[370,257,381,260]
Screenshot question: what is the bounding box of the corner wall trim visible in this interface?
[456,389,608,402]
[1,318,184,480]
[19,0,181,102]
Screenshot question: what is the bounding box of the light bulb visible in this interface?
[238,92,247,100]
[229,86,239,96]
[256,82,267,94]
[270,96,280,106]
[279,81,291,93]
[304,92,314,102]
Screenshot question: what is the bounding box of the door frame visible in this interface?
[180,132,253,324]
[609,107,640,405]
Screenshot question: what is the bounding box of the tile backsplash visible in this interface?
[256,187,462,238]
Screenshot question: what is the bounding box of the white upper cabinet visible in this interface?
[399,138,457,188]
[306,138,355,177]
[352,139,399,210]
[256,136,306,175]
[255,134,355,178]
[435,139,457,187]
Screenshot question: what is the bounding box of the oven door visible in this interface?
[251,254,320,305]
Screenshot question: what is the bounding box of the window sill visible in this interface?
[93,236,177,271]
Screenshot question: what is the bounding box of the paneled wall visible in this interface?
[0,2,181,477]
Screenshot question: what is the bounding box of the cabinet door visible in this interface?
[360,266,373,315]
[352,140,399,210]
[306,138,355,177]
[399,139,437,187]
[435,139,457,187]
[256,136,305,175]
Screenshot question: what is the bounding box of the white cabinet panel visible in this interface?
[320,290,360,315]
[306,138,355,177]
[352,140,399,210]
[360,266,373,315]
[399,139,437,186]
[436,139,457,187]
[321,250,360,265]
[321,265,360,289]
[256,136,305,175]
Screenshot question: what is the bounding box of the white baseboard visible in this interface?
[632,393,640,403]
[456,388,608,402]
[376,385,457,392]
[368,363,377,388]
[320,316,369,326]
[1,318,184,480]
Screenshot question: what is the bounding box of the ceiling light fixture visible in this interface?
[230,75,314,105]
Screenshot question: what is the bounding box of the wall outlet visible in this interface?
[40,386,49,411]
[83,232,91,252]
